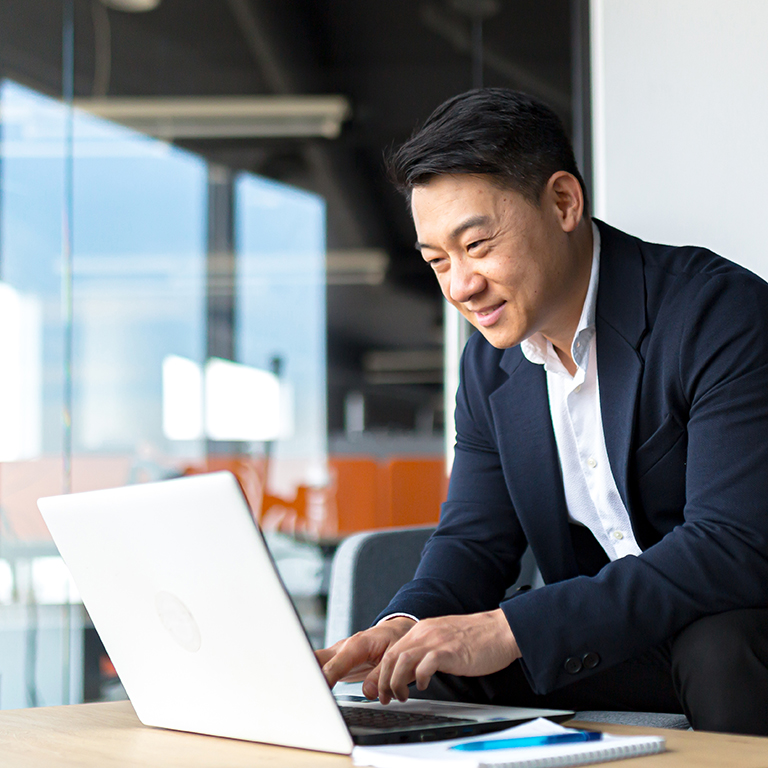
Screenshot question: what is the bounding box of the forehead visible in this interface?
[411,174,530,235]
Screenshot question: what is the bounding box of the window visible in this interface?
[0,79,328,708]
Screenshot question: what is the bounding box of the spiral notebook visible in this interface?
[351,718,666,768]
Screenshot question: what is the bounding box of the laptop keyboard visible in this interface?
[339,705,474,730]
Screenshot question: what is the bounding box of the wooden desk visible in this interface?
[0,700,766,767]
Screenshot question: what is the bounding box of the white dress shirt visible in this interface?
[520,223,642,561]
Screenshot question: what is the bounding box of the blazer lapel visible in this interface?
[594,221,647,515]
[485,221,648,580]
[490,352,580,583]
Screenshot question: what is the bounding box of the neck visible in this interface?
[545,218,594,375]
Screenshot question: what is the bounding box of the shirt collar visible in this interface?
[521,221,601,373]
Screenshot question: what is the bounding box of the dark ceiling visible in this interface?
[0,0,575,435]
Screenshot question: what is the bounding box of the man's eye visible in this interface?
[467,240,484,251]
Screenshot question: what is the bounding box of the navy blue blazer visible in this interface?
[381,220,768,695]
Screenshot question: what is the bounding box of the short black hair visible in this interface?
[387,88,588,211]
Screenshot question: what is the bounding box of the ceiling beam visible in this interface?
[419,2,571,114]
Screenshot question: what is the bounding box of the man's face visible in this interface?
[412,173,584,350]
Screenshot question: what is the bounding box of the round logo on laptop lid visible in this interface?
[155,591,202,652]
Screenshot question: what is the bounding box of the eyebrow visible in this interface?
[415,214,491,251]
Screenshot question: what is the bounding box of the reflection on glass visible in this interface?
[235,174,327,497]
[71,103,207,460]
[0,79,209,709]
[0,77,330,709]
[1,80,68,461]
[0,282,42,461]
[1,78,208,477]
[204,358,285,442]
[162,355,204,441]
[162,355,288,443]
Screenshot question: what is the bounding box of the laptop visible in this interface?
[38,471,572,754]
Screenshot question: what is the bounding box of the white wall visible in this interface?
[591,0,768,279]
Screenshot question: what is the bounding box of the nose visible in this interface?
[448,257,484,304]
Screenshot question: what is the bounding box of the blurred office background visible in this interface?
[1,0,767,710]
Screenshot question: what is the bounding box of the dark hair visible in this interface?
[387,88,588,211]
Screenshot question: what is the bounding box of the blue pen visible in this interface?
[451,731,603,751]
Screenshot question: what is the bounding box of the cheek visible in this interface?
[494,257,540,295]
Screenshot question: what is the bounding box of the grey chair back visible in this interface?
[325,526,435,647]
[324,526,541,647]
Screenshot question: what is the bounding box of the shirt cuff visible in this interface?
[376,613,419,625]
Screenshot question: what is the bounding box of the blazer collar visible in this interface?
[593,219,647,513]
[593,219,647,349]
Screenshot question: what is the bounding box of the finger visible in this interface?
[362,666,381,700]
[389,648,425,702]
[378,624,429,703]
[378,646,417,704]
[315,646,336,668]
[347,621,419,703]
[337,668,373,684]
[322,638,373,687]
[414,650,441,691]
[376,649,398,705]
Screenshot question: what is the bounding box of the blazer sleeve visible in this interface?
[377,338,528,622]
[505,269,768,694]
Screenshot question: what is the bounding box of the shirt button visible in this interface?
[587,456,597,468]
[613,531,624,540]
[574,385,582,393]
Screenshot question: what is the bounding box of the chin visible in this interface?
[477,327,520,350]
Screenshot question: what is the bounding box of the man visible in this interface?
[317,89,768,736]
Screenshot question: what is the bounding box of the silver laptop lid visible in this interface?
[38,472,355,753]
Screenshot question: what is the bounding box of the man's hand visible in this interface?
[316,617,417,697]
[373,609,520,704]
[316,610,520,705]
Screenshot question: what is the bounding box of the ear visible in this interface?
[545,172,584,233]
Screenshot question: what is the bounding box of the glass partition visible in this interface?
[0,78,73,709]
[71,98,207,464]
[0,77,328,707]
[235,173,327,506]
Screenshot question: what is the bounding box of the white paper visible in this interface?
[352,718,665,768]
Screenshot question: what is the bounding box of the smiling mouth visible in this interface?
[472,302,505,328]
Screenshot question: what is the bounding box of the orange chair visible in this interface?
[328,456,381,534]
[378,458,446,528]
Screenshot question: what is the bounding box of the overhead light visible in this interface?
[73,95,352,140]
[0,282,42,461]
[99,0,162,11]
[162,355,203,441]
[162,355,293,442]
[364,349,444,385]
[205,358,289,442]
[365,350,444,373]
[326,249,389,285]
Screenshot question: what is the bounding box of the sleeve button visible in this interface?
[564,656,583,674]
[582,652,600,669]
